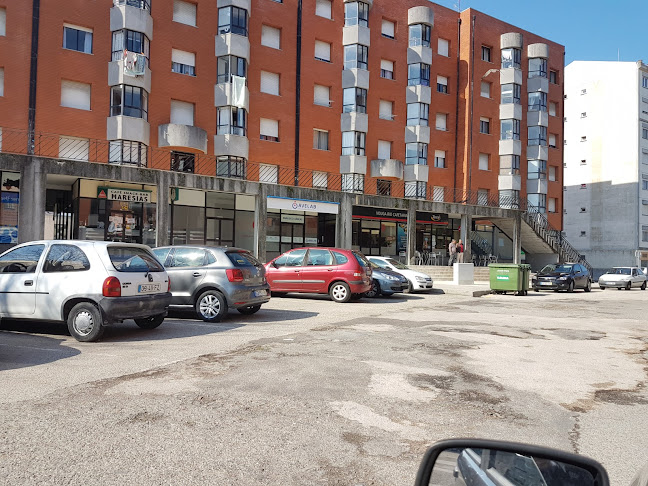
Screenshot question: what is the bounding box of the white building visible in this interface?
[564,61,648,275]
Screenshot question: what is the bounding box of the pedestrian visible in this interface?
[457,239,464,263]
[448,239,457,266]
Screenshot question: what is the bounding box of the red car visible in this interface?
[264,247,372,303]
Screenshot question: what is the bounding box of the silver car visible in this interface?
[0,241,171,342]
[152,246,270,322]
[598,267,647,290]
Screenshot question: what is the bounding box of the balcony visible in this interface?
[158,124,208,153]
[498,174,522,192]
[108,56,152,91]
[340,155,367,175]
[407,46,432,65]
[404,125,430,144]
[405,84,431,104]
[107,116,150,145]
[340,112,368,133]
[342,25,371,47]
[403,163,429,182]
[214,134,249,159]
[214,82,250,110]
[370,159,403,180]
[341,69,370,90]
[110,2,153,40]
[215,33,250,62]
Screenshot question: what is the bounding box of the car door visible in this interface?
[631,268,639,287]
[266,249,307,292]
[575,265,586,288]
[165,247,208,304]
[0,244,46,316]
[300,249,336,293]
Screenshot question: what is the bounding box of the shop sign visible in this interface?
[266,235,280,242]
[267,197,339,214]
[416,211,449,225]
[353,206,408,221]
[305,237,318,245]
[98,187,151,203]
[281,214,305,224]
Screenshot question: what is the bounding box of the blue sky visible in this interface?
[434,0,647,65]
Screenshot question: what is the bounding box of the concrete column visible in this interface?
[460,213,472,263]
[407,205,416,264]
[18,157,47,243]
[155,171,170,247]
[513,211,522,264]
[255,186,268,262]
[335,192,353,249]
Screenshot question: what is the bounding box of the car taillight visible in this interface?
[226,268,244,282]
[167,277,171,292]
[102,276,121,297]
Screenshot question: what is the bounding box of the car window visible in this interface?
[331,251,349,264]
[169,248,206,268]
[0,245,45,273]
[611,268,631,275]
[43,244,90,273]
[152,248,172,265]
[226,251,262,267]
[306,249,333,266]
[638,268,645,276]
[275,249,307,267]
[385,258,409,270]
[632,269,637,276]
[352,251,370,267]
[206,251,217,264]
[368,258,387,269]
[554,264,573,273]
[108,247,164,272]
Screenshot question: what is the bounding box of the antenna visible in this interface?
[454,0,461,11]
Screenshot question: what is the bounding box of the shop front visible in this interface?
[0,171,20,248]
[351,206,408,258]
[416,211,460,263]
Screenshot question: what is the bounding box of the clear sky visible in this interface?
[434,0,647,65]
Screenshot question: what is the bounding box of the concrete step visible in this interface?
[412,265,491,281]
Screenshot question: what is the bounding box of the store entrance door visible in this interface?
[280,222,305,253]
[106,209,141,243]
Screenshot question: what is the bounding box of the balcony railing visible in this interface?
[113,0,151,12]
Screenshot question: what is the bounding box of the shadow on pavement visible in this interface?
[0,331,81,371]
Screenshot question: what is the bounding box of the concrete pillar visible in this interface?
[335,192,353,249]
[460,213,472,263]
[18,157,47,243]
[513,211,522,264]
[255,186,268,262]
[407,205,416,264]
[155,171,170,247]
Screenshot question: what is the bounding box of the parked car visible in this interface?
[264,247,372,303]
[152,246,270,322]
[0,240,171,342]
[532,262,592,292]
[598,266,647,290]
[366,256,434,292]
[365,261,408,298]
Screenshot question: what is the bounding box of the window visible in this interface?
[548,198,556,213]
[217,106,247,136]
[528,159,547,179]
[171,49,196,76]
[0,68,3,97]
[501,48,521,69]
[114,0,151,11]
[110,141,148,166]
[313,171,328,188]
[579,207,586,213]
[407,103,429,126]
[59,136,89,161]
[500,119,520,140]
[260,119,279,142]
[580,231,587,237]
[643,127,648,140]
[581,88,587,95]
[260,164,278,184]
[549,70,558,84]
[499,155,520,175]
[112,30,150,63]
[306,249,334,266]
[63,24,93,54]
[344,44,368,70]
[434,150,446,168]
[0,7,5,36]
[549,134,557,148]
[643,226,648,242]
[580,112,587,118]
[61,80,91,111]
[477,189,489,206]
[218,6,248,36]
[377,140,391,159]
[528,126,547,146]
[342,173,364,193]
[43,244,90,273]
[581,135,587,142]
[642,200,648,217]
[315,0,332,19]
[437,75,448,94]
[549,102,557,116]
[342,131,366,156]
[438,39,450,57]
[261,25,281,49]
[110,85,148,119]
[643,77,648,89]
[499,190,520,209]
[380,59,394,79]
[479,153,489,171]
[549,166,556,181]
[173,0,197,27]
[216,156,246,178]
[377,179,392,196]
[313,129,329,150]
[382,19,395,39]
[170,100,194,126]
[343,87,367,113]
[261,71,280,96]
[344,2,369,27]
[581,159,587,165]
[528,92,547,111]
[501,83,521,104]
[433,186,445,202]
[529,58,547,78]
[479,117,490,134]
[436,113,447,131]
[528,193,547,212]
[314,40,331,62]
[409,24,430,47]
[481,46,491,62]
[379,100,393,120]
[405,143,427,165]
[405,181,426,199]
[408,63,430,86]
[217,55,246,84]
[0,245,45,273]
[480,81,491,98]
[313,84,330,106]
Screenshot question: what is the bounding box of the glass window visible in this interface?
[0,245,45,273]
[500,155,520,175]
[528,160,547,179]
[218,6,248,36]
[107,247,163,272]
[110,85,149,120]
[481,46,491,62]
[109,140,148,166]
[480,118,490,134]
[168,248,206,267]
[499,190,520,209]
[437,76,448,94]
[409,24,431,47]
[408,63,430,86]
[407,103,429,126]
[528,92,547,112]
[217,156,246,179]
[342,174,364,193]
[500,119,520,140]
[549,70,558,84]
[275,249,307,267]
[342,87,367,113]
[111,30,150,63]
[63,26,92,54]
[344,1,369,27]
[217,106,247,136]
[170,151,195,173]
[313,130,329,150]
[344,44,368,70]
[306,249,333,266]
[226,250,262,267]
[341,131,366,156]
[501,48,521,69]
[528,193,547,212]
[529,57,547,78]
[152,248,172,265]
[406,143,428,165]
[528,126,547,146]
[332,250,349,264]
[43,244,91,273]
[501,83,521,104]
[217,55,247,84]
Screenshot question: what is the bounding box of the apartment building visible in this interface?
[0,0,566,265]
[564,61,648,274]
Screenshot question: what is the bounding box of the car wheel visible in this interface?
[365,279,380,298]
[67,302,104,342]
[407,280,414,293]
[237,304,261,315]
[599,286,605,290]
[134,314,165,329]
[534,288,539,292]
[195,290,227,322]
[626,281,632,291]
[641,281,646,291]
[567,281,574,293]
[329,281,351,303]
[584,280,591,292]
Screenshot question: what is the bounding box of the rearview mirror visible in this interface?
[415,439,609,486]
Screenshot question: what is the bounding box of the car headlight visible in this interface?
[557,276,568,281]
[415,276,426,282]
[385,275,399,281]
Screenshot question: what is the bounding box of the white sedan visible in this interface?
[598,267,647,291]
[367,256,433,292]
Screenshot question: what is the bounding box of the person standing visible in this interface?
[457,239,464,263]
[448,239,457,266]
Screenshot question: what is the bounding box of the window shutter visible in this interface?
[381,19,395,38]
[549,166,556,181]
[0,8,6,36]
[437,75,448,86]
[314,84,330,105]
[377,140,391,159]
[379,100,392,119]
[173,1,197,27]
[433,186,445,202]
[261,71,280,96]
[479,153,489,170]
[0,68,4,97]
[314,40,331,61]
[172,49,195,67]
[260,118,279,138]
[315,0,332,19]
[548,198,556,213]
[438,39,449,56]
[480,82,490,97]
[436,113,446,130]
[170,100,194,126]
[380,59,393,72]
[61,80,91,110]
[261,25,281,49]
[478,190,488,206]
[549,134,556,146]
[59,136,89,161]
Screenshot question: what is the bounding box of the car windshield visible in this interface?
[108,247,164,272]
[609,267,631,275]
[541,264,572,274]
[385,258,409,270]
[352,252,371,267]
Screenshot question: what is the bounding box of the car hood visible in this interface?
[599,274,631,281]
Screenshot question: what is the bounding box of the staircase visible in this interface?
[471,232,493,260]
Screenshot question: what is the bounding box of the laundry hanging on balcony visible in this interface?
[123,50,146,77]
[231,75,246,108]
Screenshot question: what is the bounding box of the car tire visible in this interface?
[584,280,591,292]
[237,304,261,315]
[329,281,351,303]
[365,279,380,298]
[67,302,104,342]
[567,281,574,293]
[407,280,414,293]
[134,314,165,329]
[626,281,632,291]
[534,288,539,292]
[600,286,605,290]
[641,282,646,291]
[195,290,227,322]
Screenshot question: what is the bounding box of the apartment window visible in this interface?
[112,30,150,63]
[480,81,491,98]
[110,85,148,119]
[0,68,3,97]
[344,2,369,27]
[477,189,489,206]
[170,100,194,126]
[217,55,246,84]
[581,136,587,142]
[528,126,547,146]
[377,140,391,159]
[313,84,330,106]
[581,88,587,95]
[260,71,280,96]
[170,151,194,172]
[218,6,248,36]
[437,75,448,94]
[580,231,587,237]
[344,44,368,70]
[260,118,279,142]
[382,19,395,39]
[0,7,5,36]
[642,201,648,216]
[406,103,429,126]
[57,137,89,162]
[313,171,328,188]
[217,106,247,136]
[549,166,556,181]
[114,0,151,11]
[528,194,547,213]
[379,100,393,120]
[434,150,446,168]
[528,160,547,179]
[409,24,431,47]
[549,134,557,148]
[529,58,547,78]
[313,129,329,150]
[643,77,648,89]
[261,25,281,49]
[314,40,331,62]
[217,156,246,179]
[342,173,364,193]
[433,186,445,202]
[110,140,148,167]
[315,0,332,19]
[438,39,450,57]
[63,24,93,54]
[500,155,520,175]
[171,49,196,76]
[408,63,430,86]
[479,117,490,134]
[380,59,394,79]
[642,127,648,140]
[580,112,587,118]
[342,131,366,156]
[581,159,587,165]
[377,180,392,196]
[501,83,521,104]
[549,70,558,84]
[548,198,556,213]
[479,153,489,171]
[499,190,520,208]
[528,92,547,112]
[481,46,491,62]
[580,207,587,213]
[581,184,588,189]
[173,1,197,27]
[343,87,367,113]
[500,119,520,140]
[260,164,278,184]
[643,226,648,242]
[549,102,557,116]
[501,48,521,69]
[405,143,428,165]
[61,80,91,111]
[405,181,426,199]
[436,113,447,131]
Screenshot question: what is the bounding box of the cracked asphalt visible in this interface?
[1,286,647,485]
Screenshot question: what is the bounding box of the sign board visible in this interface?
[98,187,152,203]
[281,214,305,224]
[267,196,339,215]
[352,206,408,221]
[416,211,449,225]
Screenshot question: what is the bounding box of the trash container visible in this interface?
[489,263,531,296]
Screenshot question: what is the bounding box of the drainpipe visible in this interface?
[294,0,303,186]
[467,15,476,194]
[452,17,461,200]
[27,0,41,155]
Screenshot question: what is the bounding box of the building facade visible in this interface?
[0,0,566,265]
[564,61,648,275]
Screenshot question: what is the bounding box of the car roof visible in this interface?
[154,245,249,252]
[12,240,152,249]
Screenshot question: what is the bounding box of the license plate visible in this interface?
[254,289,267,297]
[138,283,160,293]
[540,281,552,286]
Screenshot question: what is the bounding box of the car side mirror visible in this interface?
[415,439,609,486]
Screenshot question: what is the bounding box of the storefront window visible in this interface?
[0,191,19,245]
[76,198,156,245]
[172,205,205,245]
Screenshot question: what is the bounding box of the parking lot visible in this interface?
[1,286,647,485]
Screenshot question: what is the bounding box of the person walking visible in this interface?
[457,239,464,263]
[448,239,457,266]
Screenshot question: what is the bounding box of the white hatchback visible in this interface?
[598,267,647,291]
[367,256,434,292]
[0,241,171,341]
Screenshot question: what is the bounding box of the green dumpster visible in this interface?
[489,263,531,295]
